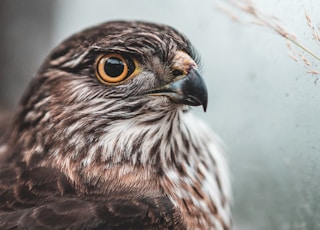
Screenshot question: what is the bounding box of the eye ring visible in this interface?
[96,53,141,85]
[96,54,128,84]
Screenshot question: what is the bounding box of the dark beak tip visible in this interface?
[201,86,208,112]
[203,103,207,112]
[200,95,208,112]
[185,94,207,112]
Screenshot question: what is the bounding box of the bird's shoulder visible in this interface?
[0,163,184,230]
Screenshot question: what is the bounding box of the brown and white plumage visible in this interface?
[0,21,231,229]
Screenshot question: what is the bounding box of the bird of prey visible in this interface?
[0,21,231,229]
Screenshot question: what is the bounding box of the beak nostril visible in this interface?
[172,69,184,77]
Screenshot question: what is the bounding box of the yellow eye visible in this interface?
[95,54,139,85]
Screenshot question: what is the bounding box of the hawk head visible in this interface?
[9,20,210,169]
[1,21,231,229]
[39,21,207,112]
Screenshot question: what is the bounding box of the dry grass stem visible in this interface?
[216,0,320,75]
[305,11,320,45]
[307,70,319,75]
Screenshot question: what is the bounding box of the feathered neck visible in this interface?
[2,96,231,229]
[62,104,190,169]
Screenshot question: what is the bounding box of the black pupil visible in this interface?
[104,57,124,77]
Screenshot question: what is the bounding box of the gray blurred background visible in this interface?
[1,0,320,229]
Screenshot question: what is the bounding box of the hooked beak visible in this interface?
[145,67,208,112]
